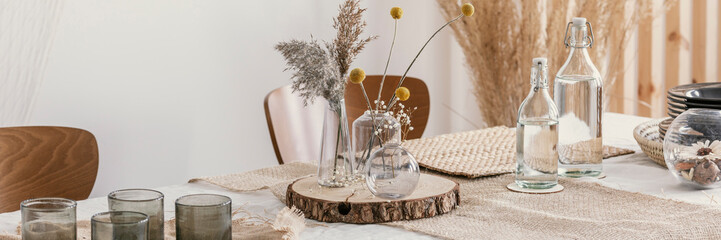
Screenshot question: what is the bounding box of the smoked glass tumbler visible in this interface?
[21,198,77,240]
[108,189,164,240]
[91,211,148,240]
[175,194,232,240]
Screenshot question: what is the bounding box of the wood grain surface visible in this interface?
[664,2,681,116]
[0,126,98,213]
[286,174,459,224]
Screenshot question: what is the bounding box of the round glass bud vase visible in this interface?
[664,108,721,189]
[352,110,402,176]
[365,143,420,199]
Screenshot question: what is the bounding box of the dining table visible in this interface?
[1,112,719,239]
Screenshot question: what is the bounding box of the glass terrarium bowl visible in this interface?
[365,143,420,199]
[663,108,721,189]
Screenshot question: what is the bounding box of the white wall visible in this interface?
[28,0,480,197]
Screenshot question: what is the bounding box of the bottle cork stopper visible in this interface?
[572,17,587,26]
[533,57,547,67]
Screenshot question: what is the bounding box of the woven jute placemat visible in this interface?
[401,127,634,178]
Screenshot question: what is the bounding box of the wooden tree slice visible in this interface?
[286,174,460,224]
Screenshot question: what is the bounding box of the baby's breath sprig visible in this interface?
[389,102,417,140]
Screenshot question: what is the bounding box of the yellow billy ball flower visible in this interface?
[395,87,410,101]
[390,7,403,20]
[462,3,474,17]
[349,68,366,84]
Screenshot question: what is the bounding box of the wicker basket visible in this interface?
[633,119,667,167]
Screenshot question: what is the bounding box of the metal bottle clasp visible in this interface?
[563,21,594,48]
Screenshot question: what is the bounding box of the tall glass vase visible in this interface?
[318,99,355,187]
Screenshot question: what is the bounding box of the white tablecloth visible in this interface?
[1,113,718,239]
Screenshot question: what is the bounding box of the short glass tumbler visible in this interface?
[175,194,232,240]
[21,198,77,240]
[91,211,149,240]
[664,108,721,189]
[365,143,420,199]
[108,189,164,240]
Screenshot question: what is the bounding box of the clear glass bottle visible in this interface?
[352,111,402,177]
[554,17,603,178]
[516,58,559,189]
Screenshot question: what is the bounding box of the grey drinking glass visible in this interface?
[175,194,232,240]
[91,211,148,240]
[108,189,164,240]
[21,198,77,240]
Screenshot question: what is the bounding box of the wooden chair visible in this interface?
[344,75,430,140]
[264,86,324,165]
[0,126,98,213]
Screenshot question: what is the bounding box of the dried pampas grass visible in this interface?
[276,0,375,111]
[437,0,671,127]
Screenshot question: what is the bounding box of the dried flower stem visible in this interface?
[387,14,463,109]
[376,20,398,110]
[331,0,377,77]
[359,82,374,112]
[359,81,383,148]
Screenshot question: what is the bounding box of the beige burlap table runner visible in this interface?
[190,162,721,239]
[401,127,634,178]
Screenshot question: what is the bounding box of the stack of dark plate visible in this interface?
[664,82,721,139]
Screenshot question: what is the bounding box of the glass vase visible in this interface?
[365,143,420,199]
[352,110,402,177]
[318,99,355,187]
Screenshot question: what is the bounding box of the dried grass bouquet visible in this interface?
[437,0,666,127]
[275,0,376,111]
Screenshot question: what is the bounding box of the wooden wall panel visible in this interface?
[609,3,625,113]
[611,0,719,118]
[637,6,653,117]
[650,0,667,118]
[678,0,693,87]
[692,0,706,83]
[664,1,681,116]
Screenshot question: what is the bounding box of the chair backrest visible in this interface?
[344,75,430,140]
[264,85,324,165]
[0,126,98,213]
